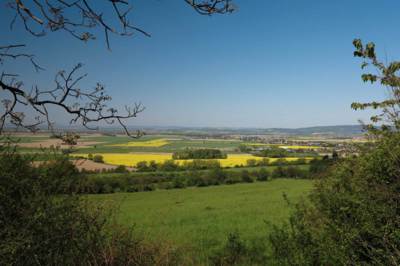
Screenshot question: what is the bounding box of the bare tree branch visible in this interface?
[7,0,151,50]
[1,0,236,137]
[185,0,236,15]
[0,63,145,137]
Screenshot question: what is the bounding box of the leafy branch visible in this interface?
[352,39,400,132]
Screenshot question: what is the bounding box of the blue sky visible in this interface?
[2,0,400,128]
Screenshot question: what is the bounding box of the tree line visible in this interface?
[172,148,227,159]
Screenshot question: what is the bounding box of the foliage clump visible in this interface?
[0,149,182,265]
[269,133,400,265]
[172,148,227,160]
[92,154,104,163]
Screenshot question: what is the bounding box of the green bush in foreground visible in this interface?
[269,133,400,265]
[0,149,182,265]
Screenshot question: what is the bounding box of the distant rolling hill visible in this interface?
[131,125,365,137]
[14,124,364,137]
[262,125,364,136]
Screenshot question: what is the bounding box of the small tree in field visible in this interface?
[92,154,104,163]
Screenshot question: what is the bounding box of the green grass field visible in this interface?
[76,136,241,153]
[89,179,313,257]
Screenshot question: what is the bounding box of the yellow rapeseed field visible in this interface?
[279,145,320,150]
[74,153,172,166]
[214,154,311,167]
[109,138,170,147]
[73,153,312,168]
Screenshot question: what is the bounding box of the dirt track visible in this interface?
[34,159,134,172]
[17,139,103,149]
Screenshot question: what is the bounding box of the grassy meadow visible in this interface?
[89,179,314,257]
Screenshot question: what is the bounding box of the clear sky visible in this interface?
[2,0,400,128]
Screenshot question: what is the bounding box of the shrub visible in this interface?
[257,158,269,166]
[37,156,83,194]
[158,160,179,171]
[92,154,104,163]
[246,159,257,167]
[210,232,249,266]
[114,164,129,173]
[309,157,335,177]
[271,158,287,166]
[0,150,183,265]
[241,170,253,183]
[255,147,288,158]
[143,184,155,191]
[172,177,186,189]
[182,159,221,170]
[271,166,285,178]
[269,133,400,265]
[256,168,269,181]
[136,161,149,171]
[296,158,306,165]
[285,166,306,178]
[172,148,227,159]
[148,160,158,171]
[209,167,227,184]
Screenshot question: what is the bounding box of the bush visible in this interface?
[172,148,227,159]
[148,160,158,171]
[255,147,288,158]
[246,159,257,167]
[271,166,306,179]
[0,150,182,265]
[114,164,129,173]
[269,133,400,265]
[195,177,209,187]
[210,232,249,266]
[182,159,221,170]
[241,170,253,183]
[158,160,179,171]
[285,166,306,178]
[172,177,186,189]
[296,158,306,165]
[37,156,83,194]
[143,184,155,191]
[309,157,335,177]
[271,166,285,178]
[257,158,269,166]
[256,168,269,181]
[136,161,149,171]
[209,167,227,184]
[92,154,104,163]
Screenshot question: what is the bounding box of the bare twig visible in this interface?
[0,64,145,137]
[1,0,235,136]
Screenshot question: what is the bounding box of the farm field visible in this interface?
[10,134,331,153]
[89,179,313,258]
[108,138,170,147]
[6,134,347,170]
[244,143,320,150]
[73,152,312,168]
